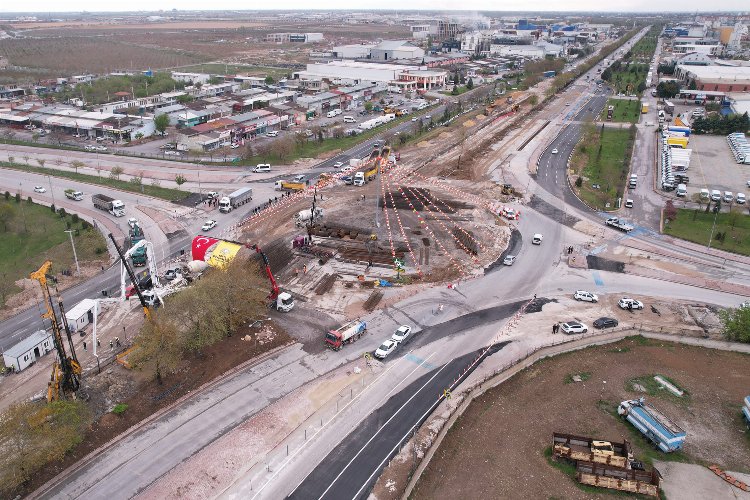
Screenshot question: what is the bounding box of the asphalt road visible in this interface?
[288,343,510,500]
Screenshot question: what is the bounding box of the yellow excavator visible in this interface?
[30,261,82,402]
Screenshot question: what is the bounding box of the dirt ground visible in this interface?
[13,321,291,498]
[411,337,750,500]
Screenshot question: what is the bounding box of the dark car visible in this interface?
[593,317,619,329]
[342,175,353,185]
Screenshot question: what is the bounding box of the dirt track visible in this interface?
[412,337,750,499]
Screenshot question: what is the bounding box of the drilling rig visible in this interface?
[30,261,82,402]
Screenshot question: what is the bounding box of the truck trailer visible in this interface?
[274,180,306,192]
[325,319,367,350]
[618,398,686,452]
[606,217,634,232]
[218,187,252,213]
[92,194,125,217]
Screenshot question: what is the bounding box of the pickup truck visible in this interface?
[64,189,83,201]
[605,217,634,232]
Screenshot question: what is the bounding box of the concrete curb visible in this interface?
[29,341,298,500]
[401,330,750,499]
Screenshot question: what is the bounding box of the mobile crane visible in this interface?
[30,261,82,402]
[249,244,295,312]
[109,233,159,317]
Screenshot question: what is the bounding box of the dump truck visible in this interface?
[92,194,125,217]
[274,180,306,192]
[552,433,633,468]
[218,187,252,213]
[618,398,686,452]
[641,103,649,114]
[64,189,83,201]
[131,246,147,267]
[605,217,634,232]
[325,319,367,350]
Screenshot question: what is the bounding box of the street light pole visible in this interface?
[65,230,81,275]
[47,175,55,206]
[707,204,720,250]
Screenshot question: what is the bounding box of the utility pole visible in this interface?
[65,230,80,275]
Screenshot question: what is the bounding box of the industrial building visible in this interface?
[265,32,324,43]
[675,65,750,92]
[295,61,447,90]
[370,41,425,61]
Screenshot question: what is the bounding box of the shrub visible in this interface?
[58,208,67,218]
[72,213,79,224]
[4,191,9,200]
[575,177,583,187]
[95,246,106,254]
[81,220,90,230]
[50,203,56,213]
[27,196,33,204]
[111,403,129,415]
[14,193,20,203]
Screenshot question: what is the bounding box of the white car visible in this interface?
[293,174,306,182]
[84,145,95,151]
[574,290,598,303]
[391,325,412,344]
[127,218,139,228]
[333,161,344,169]
[625,199,634,208]
[560,321,588,334]
[374,339,398,359]
[230,143,240,149]
[411,117,418,122]
[164,150,180,156]
[503,255,516,266]
[341,166,354,173]
[532,233,543,245]
[551,148,559,154]
[33,186,46,193]
[96,145,108,152]
[266,131,279,137]
[618,297,644,310]
[202,219,217,231]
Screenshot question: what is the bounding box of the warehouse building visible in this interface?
[296,61,447,90]
[370,40,425,61]
[332,44,375,59]
[675,65,750,92]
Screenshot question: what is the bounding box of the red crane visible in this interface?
[250,244,279,301]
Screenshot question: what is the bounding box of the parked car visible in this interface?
[206,191,219,199]
[230,143,240,149]
[164,269,180,281]
[95,145,107,152]
[532,233,543,245]
[164,150,180,156]
[618,297,644,310]
[33,186,46,193]
[561,321,589,334]
[625,199,634,208]
[202,219,217,231]
[374,339,398,359]
[593,317,619,329]
[574,290,598,303]
[342,176,353,185]
[503,255,516,266]
[266,131,279,137]
[391,325,412,344]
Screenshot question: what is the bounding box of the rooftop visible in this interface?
[5,330,51,358]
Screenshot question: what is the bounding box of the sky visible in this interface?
[1,1,749,13]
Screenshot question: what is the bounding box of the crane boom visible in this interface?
[251,244,279,300]
[109,233,152,319]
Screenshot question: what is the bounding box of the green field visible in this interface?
[0,161,188,202]
[571,125,635,211]
[600,98,641,123]
[0,198,107,306]
[664,209,750,256]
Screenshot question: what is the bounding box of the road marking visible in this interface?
[405,353,436,370]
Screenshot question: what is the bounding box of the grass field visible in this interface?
[600,98,641,123]
[0,199,107,306]
[0,161,189,202]
[664,208,750,256]
[571,125,635,211]
[173,63,290,79]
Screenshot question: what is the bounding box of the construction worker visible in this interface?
[303,264,308,274]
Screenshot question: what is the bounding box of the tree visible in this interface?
[719,306,750,343]
[154,114,169,136]
[364,101,373,112]
[691,192,703,210]
[71,160,85,174]
[466,78,474,90]
[174,174,187,189]
[129,312,182,383]
[664,200,677,222]
[264,75,275,85]
[109,166,124,180]
[0,204,15,232]
[656,81,680,99]
[37,159,45,168]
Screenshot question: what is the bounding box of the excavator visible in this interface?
[249,244,295,312]
[30,261,82,402]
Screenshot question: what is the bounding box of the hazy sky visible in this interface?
[1,1,748,13]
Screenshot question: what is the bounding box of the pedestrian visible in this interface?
[555,323,560,333]
[109,340,113,350]
[533,293,537,300]
[83,341,87,351]
[551,324,556,334]
[303,264,307,274]
[115,337,121,347]
[274,196,278,203]
[628,302,633,312]
[97,339,101,348]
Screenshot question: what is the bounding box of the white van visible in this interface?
[724,191,734,203]
[326,110,336,118]
[253,164,271,173]
[343,116,356,123]
[676,184,687,197]
[710,189,722,202]
[736,193,746,204]
[700,188,710,200]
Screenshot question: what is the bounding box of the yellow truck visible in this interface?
[274,180,306,191]
[666,136,689,148]
[642,103,649,114]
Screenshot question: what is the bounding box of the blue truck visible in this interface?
[618,398,686,452]
[743,396,750,428]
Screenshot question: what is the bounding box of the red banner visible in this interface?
[191,236,219,262]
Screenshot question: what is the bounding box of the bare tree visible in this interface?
[109,166,124,180]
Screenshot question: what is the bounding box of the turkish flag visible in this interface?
[192,236,219,261]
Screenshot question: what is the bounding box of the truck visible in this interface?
[218,187,252,213]
[552,433,633,468]
[353,171,366,186]
[274,180,306,192]
[131,246,147,267]
[92,194,125,217]
[294,207,324,227]
[641,103,649,114]
[325,319,367,350]
[350,158,363,168]
[543,70,556,78]
[618,398,686,452]
[64,189,83,201]
[664,100,675,115]
[605,217,634,232]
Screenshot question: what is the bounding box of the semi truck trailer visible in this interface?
[618,398,686,452]
[218,187,252,213]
